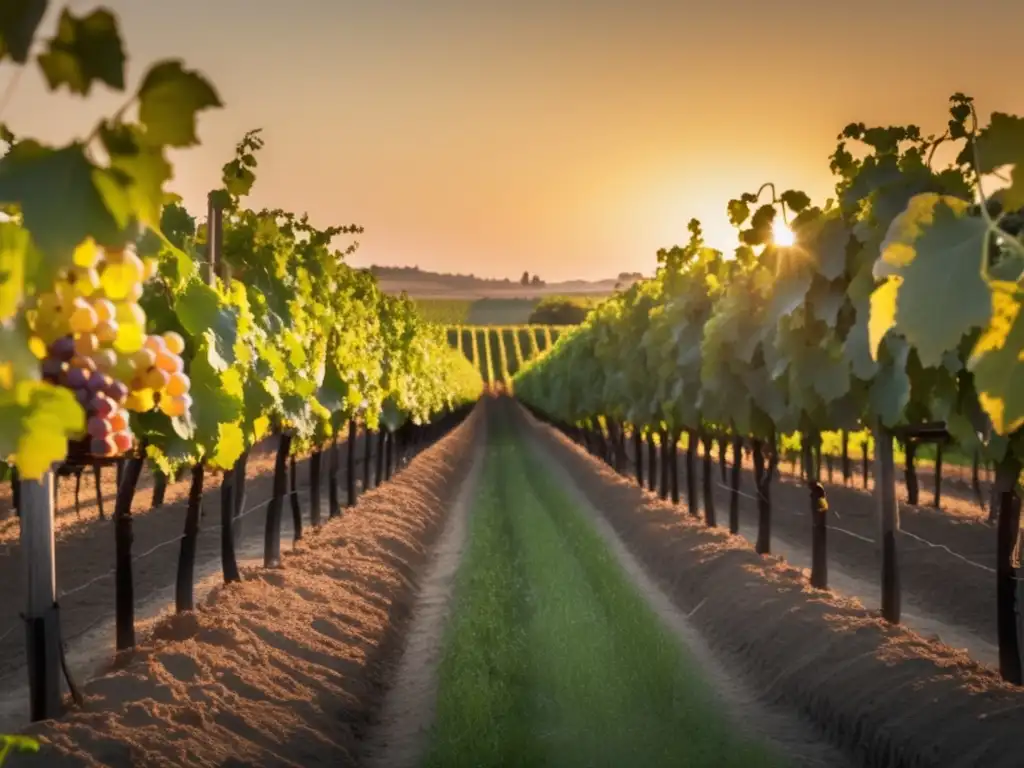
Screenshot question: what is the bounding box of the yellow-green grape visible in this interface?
[73,333,98,356]
[111,356,136,384]
[125,388,155,412]
[93,298,115,323]
[115,302,146,327]
[155,351,182,374]
[28,335,47,360]
[165,371,190,397]
[69,354,97,372]
[113,321,145,355]
[69,299,99,334]
[55,278,77,305]
[95,319,119,344]
[143,334,167,355]
[142,258,158,281]
[143,366,169,391]
[126,282,144,302]
[93,348,117,372]
[69,266,100,296]
[162,332,185,356]
[73,239,101,268]
[133,348,157,371]
[100,252,144,300]
[160,394,191,418]
[36,292,60,316]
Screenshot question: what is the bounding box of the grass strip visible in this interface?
[426,414,786,766]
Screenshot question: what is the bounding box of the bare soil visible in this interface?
[526,405,1024,768]
[629,442,1002,656]
[358,413,484,768]
[0,433,378,686]
[17,412,479,767]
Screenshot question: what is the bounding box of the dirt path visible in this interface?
[358,416,485,768]
[19,412,479,767]
[520,415,853,768]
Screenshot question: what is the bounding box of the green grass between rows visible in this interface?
[425,418,785,767]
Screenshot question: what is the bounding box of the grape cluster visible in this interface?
[31,246,193,458]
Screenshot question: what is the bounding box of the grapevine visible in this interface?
[0,5,482,481]
[515,94,1024,503]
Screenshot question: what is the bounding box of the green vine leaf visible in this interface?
[137,61,222,147]
[872,194,991,367]
[968,283,1024,435]
[36,7,125,95]
[0,380,84,479]
[0,0,47,64]
[101,122,171,229]
[973,113,1024,209]
[0,222,28,321]
[0,140,130,266]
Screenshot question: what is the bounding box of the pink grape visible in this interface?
[113,431,133,453]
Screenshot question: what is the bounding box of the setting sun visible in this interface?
[772,218,796,247]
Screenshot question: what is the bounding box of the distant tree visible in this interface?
[521,271,530,286]
[531,274,544,287]
[528,295,591,325]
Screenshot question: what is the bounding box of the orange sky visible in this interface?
[7,1,1024,281]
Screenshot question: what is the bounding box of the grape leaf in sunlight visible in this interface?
[100,123,171,229]
[968,284,1024,435]
[0,0,47,63]
[208,422,244,470]
[868,279,899,358]
[133,411,196,473]
[36,8,125,95]
[0,222,27,321]
[972,113,1024,210]
[189,343,243,460]
[872,194,991,367]
[0,381,84,479]
[174,281,238,368]
[137,61,222,148]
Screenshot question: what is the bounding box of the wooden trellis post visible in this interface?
[874,423,900,623]
[20,471,62,720]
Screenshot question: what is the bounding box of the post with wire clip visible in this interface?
[809,481,828,589]
[20,471,63,720]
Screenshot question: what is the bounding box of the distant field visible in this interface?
[415,298,541,325]
[415,296,610,326]
[446,325,563,385]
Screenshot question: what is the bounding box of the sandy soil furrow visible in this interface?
[16,411,479,767]
[0,434,371,686]
[358,413,484,768]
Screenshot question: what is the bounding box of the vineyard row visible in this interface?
[445,325,563,386]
